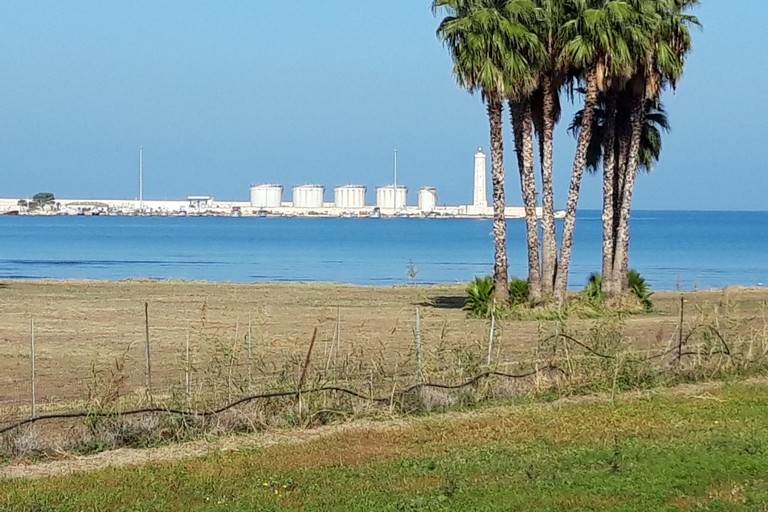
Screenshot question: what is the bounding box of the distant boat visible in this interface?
[368,208,381,219]
[2,210,19,216]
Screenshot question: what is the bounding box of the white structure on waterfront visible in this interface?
[418,187,438,212]
[249,184,283,208]
[473,148,487,208]
[465,148,491,215]
[376,185,407,211]
[333,185,367,209]
[292,184,325,208]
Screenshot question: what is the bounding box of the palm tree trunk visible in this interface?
[601,95,619,302]
[488,96,510,302]
[511,101,543,304]
[613,97,645,295]
[554,68,599,303]
[539,75,558,298]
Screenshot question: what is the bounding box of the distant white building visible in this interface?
[188,195,214,209]
[376,185,407,211]
[466,149,492,215]
[418,187,438,212]
[250,184,283,208]
[292,184,325,208]
[334,185,366,209]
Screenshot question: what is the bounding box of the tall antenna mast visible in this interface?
[393,149,398,211]
[139,146,144,213]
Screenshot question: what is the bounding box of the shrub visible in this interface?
[582,271,653,310]
[508,277,530,306]
[628,270,654,311]
[464,276,494,318]
[584,273,603,305]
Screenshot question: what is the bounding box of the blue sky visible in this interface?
[0,1,764,210]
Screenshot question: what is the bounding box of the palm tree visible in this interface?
[552,0,651,303]
[504,0,547,304]
[612,0,699,294]
[435,0,543,302]
[510,99,544,303]
[570,95,670,177]
[571,94,670,298]
[529,0,567,298]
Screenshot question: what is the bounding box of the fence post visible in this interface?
[414,307,423,384]
[247,311,253,391]
[297,327,318,421]
[185,323,191,406]
[677,295,685,364]
[144,302,152,400]
[30,318,36,419]
[486,300,497,366]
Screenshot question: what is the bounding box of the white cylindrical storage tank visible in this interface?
[292,184,325,208]
[376,185,407,210]
[249,184,283,208]
[418,187,438,212]
[334,185,367,209]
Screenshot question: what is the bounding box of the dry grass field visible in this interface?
[1,279,768,413]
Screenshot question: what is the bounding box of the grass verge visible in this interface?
[2,379,767,511]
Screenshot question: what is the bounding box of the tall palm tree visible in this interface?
[505,0,547,304]
[552,0,650,303]
[529,0,567,298]
[571,94,669,297]
[612,0,699,294]
[510,100,544,303]
[434,0,543,302]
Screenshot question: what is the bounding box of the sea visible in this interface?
[1,211,766,291]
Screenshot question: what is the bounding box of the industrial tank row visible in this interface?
[249,184,438,211]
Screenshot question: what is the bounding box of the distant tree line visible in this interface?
[18,192,57,211]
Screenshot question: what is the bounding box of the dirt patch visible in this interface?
[1,279,764,411]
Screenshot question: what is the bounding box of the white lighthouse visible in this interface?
[466,148,490,215]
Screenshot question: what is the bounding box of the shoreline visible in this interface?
[1,276,766,294]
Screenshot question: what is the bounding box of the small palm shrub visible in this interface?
[628,269,653,311]
[465,276,531,317]
[464,276,495,318]
[584,273,603,305]
[582,270,653,310]
[508,277,530,306]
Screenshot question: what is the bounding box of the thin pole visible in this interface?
[414,307,423,384]
[487,300,497,366]
[393,149,398,211]
[247,311,253,391]
[677,295,685,364]
[185,323,191,405]
[139,146,144,213]
[30,318,36,418]
[144,302,152,398]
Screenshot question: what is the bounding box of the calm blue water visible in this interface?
[1,211,766,290]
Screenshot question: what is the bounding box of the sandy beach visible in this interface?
[2,279,767,412]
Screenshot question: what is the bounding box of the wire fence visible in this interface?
[0,297,760,444]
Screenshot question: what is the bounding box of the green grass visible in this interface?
[2,380,768,511]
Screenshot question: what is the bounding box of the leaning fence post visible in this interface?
[297,327,318,420]
[144,302,152,400]
[30,318,36,419]
[487,300,497,366]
